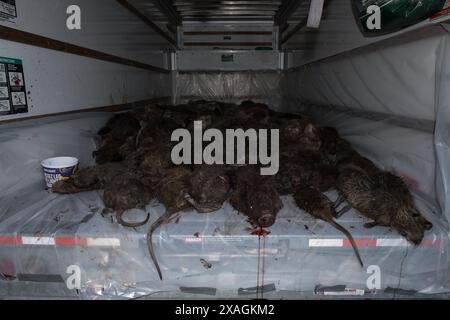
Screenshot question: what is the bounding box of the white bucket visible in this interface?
[41,157,79,189]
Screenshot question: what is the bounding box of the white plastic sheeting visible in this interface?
[435,26,450,235]
[0,23,449,299]
[0,110,448,299]
[284,26,446,122]
[282,26,450,225]
[174,71,282,109]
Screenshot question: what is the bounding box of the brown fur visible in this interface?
[337,166,432,245]
[148,167,193,280]
[94,113,141,164]
[103,178,151,228]
[188,166,230,213]
[230,167,283,227]
[294,186,363,267]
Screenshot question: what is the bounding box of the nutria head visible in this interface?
[188,167,230,213]
[392,207,432,245]
[280,120,322,152]
[258,214,276,228]
[246,178,282,228]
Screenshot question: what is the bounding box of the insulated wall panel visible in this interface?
[0,0,172,68]
[174,71,282,109]
[0,39,171,122]
[283,26,446,122]
[282,25,450,224]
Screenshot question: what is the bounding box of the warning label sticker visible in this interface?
[0,100,11,112]
[9,72,23,87]
[0,87,9,98]
[0,0,17,23]
[11,91,26,106]
[0,56,28,116]
[0,71,6,83]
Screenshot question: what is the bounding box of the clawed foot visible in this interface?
[333,194,351,219]
[334,205,352,219]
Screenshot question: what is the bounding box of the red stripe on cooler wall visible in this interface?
[0,236,22,245]
[54,237,87,247]
[420,239,444,247]
[343,239,377,248]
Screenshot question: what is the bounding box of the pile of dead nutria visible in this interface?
[53,100,432,278]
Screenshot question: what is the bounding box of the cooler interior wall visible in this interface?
[0,113,448,298]
[1,0,450,299]
[173,25,450,225]
[0,0,173,122]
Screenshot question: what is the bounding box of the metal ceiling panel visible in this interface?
[174,0,284,22]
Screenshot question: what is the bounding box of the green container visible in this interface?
[352,0,447,37]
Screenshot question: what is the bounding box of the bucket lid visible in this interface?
[41,157,79,169]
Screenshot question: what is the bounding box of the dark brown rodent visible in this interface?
[53,163,150,227]
[230,167,283,228]
[294,186,363,267]
[187,166,230,213]
[52,163,137,193]
[278,118,322,152]
[148,167,193,280]
[276,150,338,195]
[337,165,432,245]
[94,113,141,164]
[319,127,354,167]
[103,178,151,228]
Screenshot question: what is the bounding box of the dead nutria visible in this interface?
[52,163,135,193]
[52,163,151,227]
[118,136,138,160]
[161,105,194,128]
[235,101,272,124]
[294,186,363,267]
[319,127,354,166]
[296,152,338,191]
[337,165,432,245]
[136,117,181,149]
[230,167,283,228]
[137,143,173,179]
[185,100,223,115]
[275,158,314,195]
[275,150,337,195]
[308,166,339,192]
[186,166,230,213]
[277,118,322,152]
[103,178,152,228]
[148,167,193,280]
[185,100,224,126]
[94,113,141,164]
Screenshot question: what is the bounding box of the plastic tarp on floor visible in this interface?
[1,25,450,300]
[0,109,448,299]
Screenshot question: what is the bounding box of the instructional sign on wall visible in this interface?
[0,0,17,23]
[0,57,28,116]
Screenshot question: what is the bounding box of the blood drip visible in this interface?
[252,226,269,300]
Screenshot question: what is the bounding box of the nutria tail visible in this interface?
[329,219,364,267]
[147,211,174,280]
[116,211,150,228]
